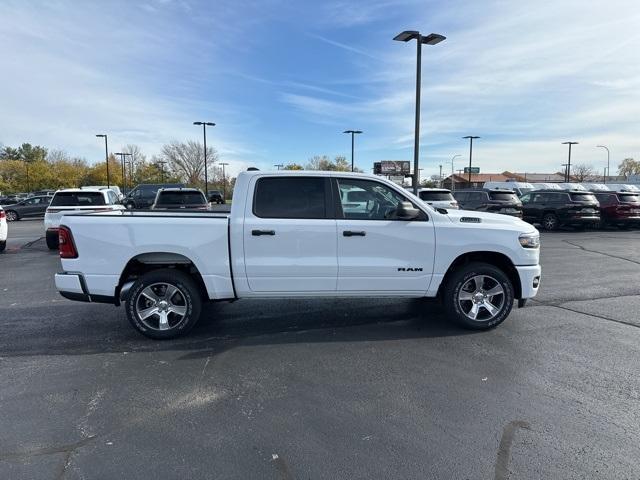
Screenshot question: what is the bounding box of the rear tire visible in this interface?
[443,262,514,330]
[542,213,559,231]
[46,230,59,250]
[0,240,5,252]
[125,269,202,339]
[5,210,18,222]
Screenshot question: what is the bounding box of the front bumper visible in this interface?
[515,265,541,299]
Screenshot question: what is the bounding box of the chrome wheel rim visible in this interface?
[135,282,188,331]
[457,275,505,322]
[6,211,17,221]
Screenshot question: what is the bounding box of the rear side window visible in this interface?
[454,192,468,202]
[254,177,326,219]
[618,194,640,203]
[156,191,206,205]
[419,191,454,201]
[489,192,519,202]
[468,192,485,202]
[51,192,106,206]
[570,193,597,202]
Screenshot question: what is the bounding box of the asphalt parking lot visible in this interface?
[1,220,640,479]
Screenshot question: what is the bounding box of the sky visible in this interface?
[1,0,639,179]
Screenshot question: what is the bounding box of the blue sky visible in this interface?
[1,0,639,178]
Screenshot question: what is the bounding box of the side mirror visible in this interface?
[396,201,420,220]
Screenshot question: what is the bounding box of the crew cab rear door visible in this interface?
[333,177,435,294]
[243,176,337,292]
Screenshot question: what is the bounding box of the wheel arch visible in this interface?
[438,251,522,300]
[116,252,208,305]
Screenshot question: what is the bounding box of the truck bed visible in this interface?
[58,210,234,301]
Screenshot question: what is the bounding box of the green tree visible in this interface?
[305,155,361,172]
[283,163,304,170]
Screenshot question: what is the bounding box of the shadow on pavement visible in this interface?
[1,297,476,358]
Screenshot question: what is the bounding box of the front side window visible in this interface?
[337,178,423,220]
[254,177,326,219]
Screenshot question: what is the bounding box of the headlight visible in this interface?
[519,232,540,249]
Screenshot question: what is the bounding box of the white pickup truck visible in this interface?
[55,171,541,339]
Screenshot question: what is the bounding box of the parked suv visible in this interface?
[44,188,125,249]
[3,195,53,221]
[417,188,459,209]
[593,191,640,228]
[123,183,185,209]
[207,190,224,204]
[520,190,600,230]
[453,189,522,217]
[151,188,208,210]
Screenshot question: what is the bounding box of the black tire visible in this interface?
[125,269,202,339]
[5,210,18,222]
[46,230,59,250]
[443,262,514,330]
[0,240,5,252]
[542,213,559,231]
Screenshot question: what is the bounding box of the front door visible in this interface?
[243,176,337,292]
[334,177,435,294]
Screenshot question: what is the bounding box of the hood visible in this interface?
[443,208,536,232]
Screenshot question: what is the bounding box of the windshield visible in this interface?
[51,192,105,206]
[156,192,206,205]
[489,192,520,202]
[570,193,597,202]
[419,191,454,201]
[618,194,640,203]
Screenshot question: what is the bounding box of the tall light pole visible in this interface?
[95,134,110,187]
[450,154,461,191]
[343,130,363,172]
[597,145,610,184]
[219,162,229,200]
[463,136,480,185]
[274,164,284,170]
[193,121,215,195]
[114,152,132,191]
[394,30,446,194]
[439,164,442,187]
[562,141,578,182]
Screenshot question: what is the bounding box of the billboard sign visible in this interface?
[380,161,411,175]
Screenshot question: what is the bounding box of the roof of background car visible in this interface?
[417,188,452,193]
[55,188,108,194]
[157,188,203,193]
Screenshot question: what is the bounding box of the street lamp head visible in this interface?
[343,130,363,134]
[205,122,216,126]
[393,30,419,42]
[421,33,446,45]
[96,134,106,138]
[562,141,578,145]
[463,136,480,140]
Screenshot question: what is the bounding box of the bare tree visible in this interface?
[305,155,360,172]
[572,163,595,182]
[122,144,147,165]
[160,140,218,185]
[618,158,640,178]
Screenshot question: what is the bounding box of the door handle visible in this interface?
[252,229,275,236]
[343,230,366,237]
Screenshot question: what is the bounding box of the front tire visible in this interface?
[443,262,514,330]
[5,210,18,222]
[46,230,59,250]
[125,269,202,339]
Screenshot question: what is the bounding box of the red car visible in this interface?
[594,191,640,228]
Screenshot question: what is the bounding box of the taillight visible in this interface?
[58,226,78,259]
[0,210,5,219]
